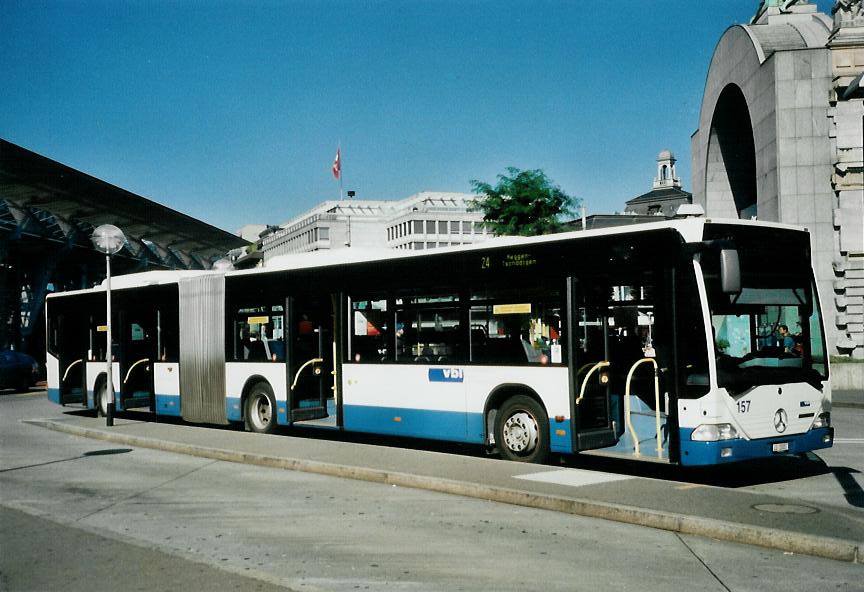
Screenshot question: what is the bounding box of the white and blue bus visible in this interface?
[46,215,833,465]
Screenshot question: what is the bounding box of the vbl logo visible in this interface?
[428,368,464,383]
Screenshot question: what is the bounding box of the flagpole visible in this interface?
[338,142,343,201]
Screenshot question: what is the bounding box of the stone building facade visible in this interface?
[259,192,490,260]
[691,0,864,360]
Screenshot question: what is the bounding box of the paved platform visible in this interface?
[834,389,864,409]
[27,411,863,566]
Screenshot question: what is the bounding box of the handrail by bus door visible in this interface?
[575,361,610,406]
[290,357,324,391]
[624,358,663,458]
[123,358,151,384]
[62,359,84,382]
[331,341,337,396]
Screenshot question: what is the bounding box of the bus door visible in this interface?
[570,284,618,451]
[53,308,87,404]
[118,307,157,411]
[571,275,666,456]
[286,295,338,422]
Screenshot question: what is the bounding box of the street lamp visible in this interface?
[91,224,126,427]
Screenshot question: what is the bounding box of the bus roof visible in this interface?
[46,269,212,298]
[243,216,808,276]
[47,216,810,295]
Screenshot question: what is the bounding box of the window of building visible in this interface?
[450,221,460,233]
[426,220,436,234]
[319,227,329,240]
[413,242,424,250]
[438,221,448,234]
[414,220,424,234]
[462,221,472,233]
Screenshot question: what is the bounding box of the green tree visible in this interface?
[469,167,577,236]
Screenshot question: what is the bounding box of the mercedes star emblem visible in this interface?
[774,408,788,434]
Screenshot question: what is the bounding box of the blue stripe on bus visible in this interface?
[343,405,575,453]
[344,405,485,444]
[549,422,572,453]
[48,387,97,410]
[678,427,833,465]
[226,397,243,422]
[156,394,182,417]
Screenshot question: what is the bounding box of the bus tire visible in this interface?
[494,395,550,463]
[244,382,277,434]
[94,376,112,418]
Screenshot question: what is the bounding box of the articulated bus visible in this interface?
[46,215,833,465]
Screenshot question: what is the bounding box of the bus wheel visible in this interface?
[244,383,277,434]
[95,377,111,418]
[495,395,549,463]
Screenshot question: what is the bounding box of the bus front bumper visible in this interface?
[678,427,833,466]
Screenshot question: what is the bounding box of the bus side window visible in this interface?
[394,294,463,364]
[350,298,390,363]
[231,304,284,362]
[469,289,564,366]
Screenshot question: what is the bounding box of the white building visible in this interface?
[260,192,491,261]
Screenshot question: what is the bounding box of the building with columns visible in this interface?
[258,192,490,262]
[691,0,864,363]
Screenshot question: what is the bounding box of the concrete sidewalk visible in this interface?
[834,389,864,409]
[28,413,863,565]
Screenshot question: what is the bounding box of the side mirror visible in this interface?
[720,249,741,294]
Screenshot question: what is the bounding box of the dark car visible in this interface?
[0,350,39,390]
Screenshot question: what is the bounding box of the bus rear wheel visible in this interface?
[244,383,277,434]
[494,395,550,463]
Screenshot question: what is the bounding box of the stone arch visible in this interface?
[706,84,757,219]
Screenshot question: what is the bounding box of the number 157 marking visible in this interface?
[737,400,751,414]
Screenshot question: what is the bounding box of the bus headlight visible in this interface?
[691,423,738,442]
[813,412,830,429]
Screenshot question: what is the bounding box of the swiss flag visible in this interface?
[332,147,341,179]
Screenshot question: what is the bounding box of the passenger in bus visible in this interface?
[776,325,794,353]
[244,331,267,361]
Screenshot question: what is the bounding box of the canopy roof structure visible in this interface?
[1,138,248,357]
[1,139,247,270]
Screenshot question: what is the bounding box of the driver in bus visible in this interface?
[776,325,794,353]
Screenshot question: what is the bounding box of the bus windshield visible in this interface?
[701,226,828,395]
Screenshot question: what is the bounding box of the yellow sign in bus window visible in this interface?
[97,325,108,332]
[247,316,270,325]
[492,303,532,315]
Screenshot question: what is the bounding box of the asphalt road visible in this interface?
[1,391,862,591]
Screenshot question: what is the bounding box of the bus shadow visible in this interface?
[561,451,834,488]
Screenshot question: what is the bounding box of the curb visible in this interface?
[27,419,862,565]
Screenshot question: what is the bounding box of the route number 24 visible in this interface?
[736,400,751,414]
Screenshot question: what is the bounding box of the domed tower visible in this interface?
[624,150,692,216]
[653,149,682,190]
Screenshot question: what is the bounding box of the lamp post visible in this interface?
[91,224,126,427]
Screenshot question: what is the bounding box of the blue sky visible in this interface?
[1,0,836,233]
